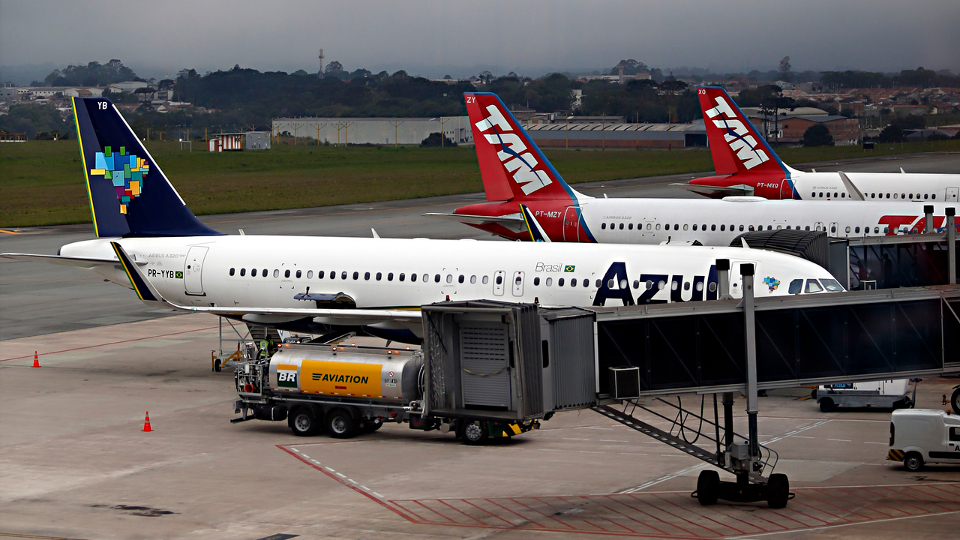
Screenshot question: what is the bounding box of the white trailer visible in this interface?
[816,379,915,412]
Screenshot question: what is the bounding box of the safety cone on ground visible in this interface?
[32,351,40,368]
[142,411,153,432]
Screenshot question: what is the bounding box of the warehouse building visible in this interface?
[525,121,707,149]
[271,117,473,146]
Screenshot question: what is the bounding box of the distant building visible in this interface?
[526,120,706,149]
[271,117,473,146]
[208,133,243,152]
[245,131,270,150]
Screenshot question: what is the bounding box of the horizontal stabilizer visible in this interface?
[673,182,755,197]
[519,204,551,242]
[424,212,527,234]
[110,242,164,304]
[0,252,125,269]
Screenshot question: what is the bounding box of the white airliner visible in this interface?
[684,86,960,202]
[1,97,843,344]
[428,93,959,244]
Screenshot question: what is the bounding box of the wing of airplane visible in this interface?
[109,242,422,323]
[671,182,756,197]
[423,212,527,233]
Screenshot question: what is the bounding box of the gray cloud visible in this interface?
[2,0,958,80]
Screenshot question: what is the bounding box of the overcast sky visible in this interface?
[2,0,958,82]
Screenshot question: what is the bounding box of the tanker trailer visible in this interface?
[233,343,538,443]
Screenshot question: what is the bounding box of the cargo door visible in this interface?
[493,270,505,296]
[947,187,959,202]
[184,246,208,295]
[459,321,511,408]
[562,206,581,241]
[511,271,524,297]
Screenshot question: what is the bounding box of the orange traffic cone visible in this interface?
[142,411,153,432]
[32,351,40,368]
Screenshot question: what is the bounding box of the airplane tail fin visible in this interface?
[72,97,220,237]
[697,87,793,177]
[464,92,579,203]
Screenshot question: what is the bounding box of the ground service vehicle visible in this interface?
[816,379,914,412]
[888,409,960,471]
[232,344,538,443]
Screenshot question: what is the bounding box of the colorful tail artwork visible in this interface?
[72,97,220,237]
[464,92,579,204]
[697,87,793,178]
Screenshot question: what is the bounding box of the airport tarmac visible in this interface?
[0,314,957,539]
[1,151,959,538]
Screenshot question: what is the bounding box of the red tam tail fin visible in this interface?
[698,87,787,177]
[465,92,575,202]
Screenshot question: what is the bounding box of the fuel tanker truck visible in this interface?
[232,343,539,443]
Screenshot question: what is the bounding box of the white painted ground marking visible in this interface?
[828,438,852,442]
[865,441,888,445]
[600,439,628,443]
[373,492,384,498]
[763,419,830,445]
[619,462,711,493]
[336,472,346,478]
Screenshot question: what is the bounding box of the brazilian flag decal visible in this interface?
[564,265,575,272]
[175,271,183,279]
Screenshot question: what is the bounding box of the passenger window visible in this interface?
[558,278,565,287]
[901,193,905,199]
[341,271,347,280]
[482,275,489,284]
[307,270,313,279]
[786,225,792,230]
[398,273,405,282]
[646,223,652,230]
[446,274,452,283]
[295,270,301,278]
[656,224,661,231]
[411,273,417,282]
[261,269,267,277]
[819,192,823,197]
[693,224,698,231]
[330,271,336,280]
[251,268,257,276]
[805,279,824,293]
[720,225,726,231]
[646,280,653,290]
[376,272,382,281]
[671,280,678,291]
[871,193,876,199]
[658,280,666,290]
[628,223,634,230]
[932,194,936,200]
[515,276,521,285]
[534,277,540,286]
[353,271,359,280]
[284,269,290,278]
[788,279,803,294]
[834,192,838,198]
[229,268,235,276]
[845,226,851,233]
[546,277,553,286]
[583,280,589,288]
[601,223,606,229]
[739,225,744,231]
[924,194,929,200]
[684,282,690,290]
[830,225,837,233]
[748,225,755,231]
[841,193,846,198]
[470,275,476,284]
[696,282,703,292]
[811,192,815,198]
[711,224,717,231]
[701,224,706,231]
[435,274,441,283]
[708,282,717,292]
[495,275,502,285]
[855,227,860,233]
[595,279,602,287]
[683,224,688,231]
[874,227,879,234]
[571,278,578,286]
[458,275,464,283]
[619,223,624,230]
[240,268,246,276]
[362,272,368,280]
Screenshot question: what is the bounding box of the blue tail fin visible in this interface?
[72,97,220,237]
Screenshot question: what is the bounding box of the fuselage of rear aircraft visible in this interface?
[455,196,960,243]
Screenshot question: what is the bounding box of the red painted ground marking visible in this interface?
[714,505,787,532]
[921,482,960,500]
[654,493,747,535]
[861,486,931,515]
[438,499,486,525]
[647,493,724,537]
[513,497,577,529]
[901,484,955,510]
[461,499,514,526]
[807,488,872,520]
[767,498,834,526]
[622,494,701,537]
[414,500,456,523]
[486,498,547,528]
[276,444,414,521]
[598,495,675,537]
[390,501,430,522]
[839,487,904,517]
[0,325,219,362]
[553,496,608,531]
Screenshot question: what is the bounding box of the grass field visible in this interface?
[2,138,958,228]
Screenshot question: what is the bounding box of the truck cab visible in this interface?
[888,409,960,471]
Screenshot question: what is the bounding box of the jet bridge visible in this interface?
[421,278,960,508]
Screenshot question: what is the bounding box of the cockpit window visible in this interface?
[788,279,802,294]
[820,278,844,292]
[805,279,824,293]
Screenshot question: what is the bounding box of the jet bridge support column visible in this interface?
[924,205,934,234]
[742,264,760,459]
[948,207,956,285]
[717,258,731,299]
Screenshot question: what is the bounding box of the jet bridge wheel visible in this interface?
[766,473,790,509]
[695,470,720,506]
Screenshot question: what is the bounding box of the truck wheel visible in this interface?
[327,409,358,439]
[903,452,923,472]
[819,398,836,412]
[461,421,488,445]
[288,407,319,437]
[696,470,720,506]
[951,387,960,415]
[766,473,790,509]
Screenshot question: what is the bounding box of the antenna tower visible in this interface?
[318,48,325,78]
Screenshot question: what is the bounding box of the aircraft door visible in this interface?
[562,206,580,241]
[947,187,959,202]
[184,246,208,295]
[493,270,505,296]
[780,179,795,199]
[511,271,524,297]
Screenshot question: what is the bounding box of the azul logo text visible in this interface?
[474,104,552,195]
[703,95,769,170]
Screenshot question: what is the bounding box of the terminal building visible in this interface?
[271,117,474,146]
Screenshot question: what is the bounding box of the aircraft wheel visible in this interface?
[696,470,720,506]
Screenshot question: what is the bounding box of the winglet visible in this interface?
[837,172,865,201]
[519,204,551,242]
[110,242,164,304]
